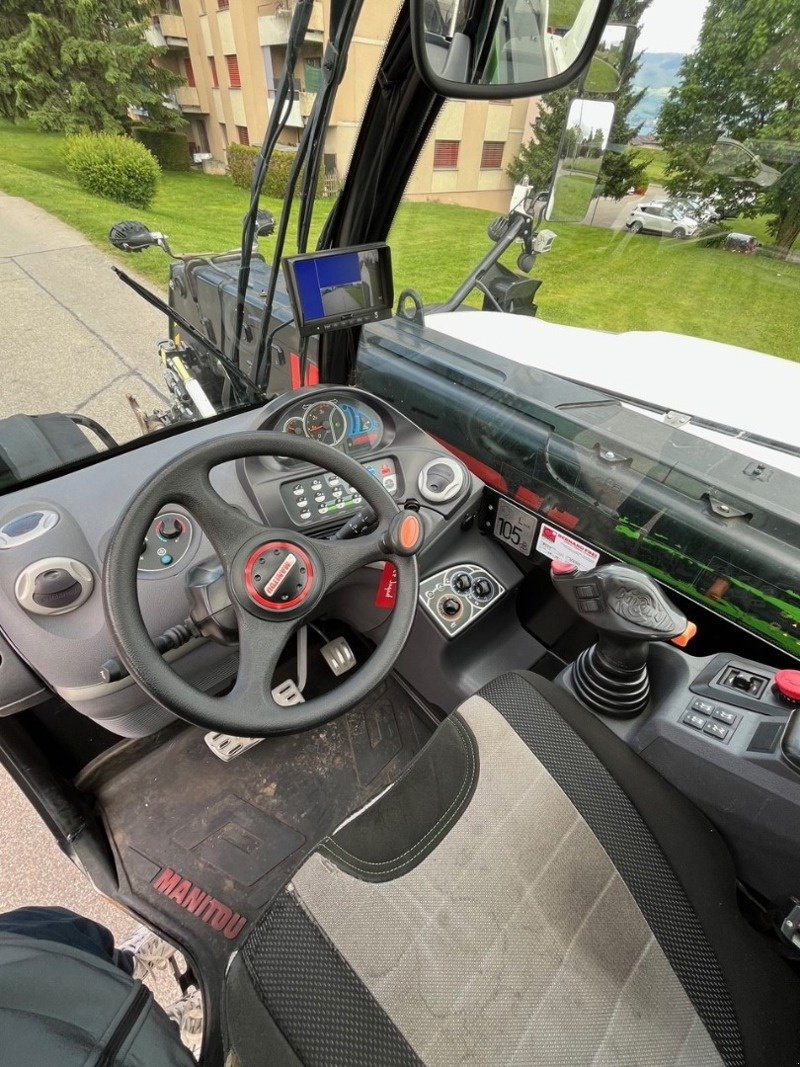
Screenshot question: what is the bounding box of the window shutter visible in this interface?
[237,125,249,145]
[433,140,460,169]
[226,54,241,88]
[480,141,505,169]
[184,57,196,88]
[208,57,219,88]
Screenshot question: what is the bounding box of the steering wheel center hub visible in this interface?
[243,541,314,612]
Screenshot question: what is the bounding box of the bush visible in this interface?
[131,127,190,172]
[226,143,324,198]
[64,134,160,208]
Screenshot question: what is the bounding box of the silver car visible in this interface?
[626,200,700,238]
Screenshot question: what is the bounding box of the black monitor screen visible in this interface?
[282,244,393,336]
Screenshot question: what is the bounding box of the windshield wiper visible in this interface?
[113,268,263,408]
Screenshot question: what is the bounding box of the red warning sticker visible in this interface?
[375,562,398,609]
[536,524,599,570]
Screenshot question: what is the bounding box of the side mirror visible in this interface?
[410,0,615,101]
[707,137,780,188]
[584,23,638,95]
[108,221,159,253]
[545,98,615,223]
[254,209,276,238]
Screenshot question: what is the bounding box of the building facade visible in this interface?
[149,0,540,213]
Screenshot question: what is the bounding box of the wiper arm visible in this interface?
[113,268,263,407]
[230,0,314,373]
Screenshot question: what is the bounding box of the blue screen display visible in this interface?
[289,248,386,326]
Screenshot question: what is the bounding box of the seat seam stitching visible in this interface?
[323,715,477,874]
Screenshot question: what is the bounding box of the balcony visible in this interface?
[259,1,324,47]
[175,85,201,111]
[146,13,188,49]
[299,90,317,118]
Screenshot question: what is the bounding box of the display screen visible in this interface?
[283,244,393,336]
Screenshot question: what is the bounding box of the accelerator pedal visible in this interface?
[321,636,357,677]
[204,628,308,762]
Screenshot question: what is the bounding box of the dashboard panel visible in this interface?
[278,396,385,458]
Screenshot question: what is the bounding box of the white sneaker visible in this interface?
[120,925,178,982]
[166,986,204,1057]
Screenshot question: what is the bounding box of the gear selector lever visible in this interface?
[551,562,688,717]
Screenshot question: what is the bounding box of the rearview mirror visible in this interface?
[584,23,638,95]
[545,98,615,223]
[410,0,615,101]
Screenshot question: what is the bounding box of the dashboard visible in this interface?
[278,396,384,456]
[0,387,481,737]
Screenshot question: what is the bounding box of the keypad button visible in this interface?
[299,511,311,521]
[703,720,729,741]
[691,698,716,715]
[712,707,737,725]
[682,711,707,730]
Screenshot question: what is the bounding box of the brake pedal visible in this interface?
[321,636,357,676]
[272,678,306,706]
[204,732,263,762]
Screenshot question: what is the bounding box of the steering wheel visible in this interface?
[102,433,422,735]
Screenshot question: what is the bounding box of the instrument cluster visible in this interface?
[278,397,385,456]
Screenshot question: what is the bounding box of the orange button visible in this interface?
[672,621,697,648]
[399,514,421,551]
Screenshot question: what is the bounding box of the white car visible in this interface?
[626,200,700,238]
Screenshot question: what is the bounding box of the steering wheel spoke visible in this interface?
[318,531,386,589]
[178,470,265,568]
[223,608,297,711]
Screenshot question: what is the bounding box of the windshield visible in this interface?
[1,0,798,656]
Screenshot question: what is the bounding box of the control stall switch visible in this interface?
[419,564,504,638]
[15,556,94,616]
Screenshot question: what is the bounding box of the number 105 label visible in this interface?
[493,498,537,555]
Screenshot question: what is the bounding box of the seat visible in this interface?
[224,672,800,1066]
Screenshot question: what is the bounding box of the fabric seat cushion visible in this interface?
[234,672,800,1067]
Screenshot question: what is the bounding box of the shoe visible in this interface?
[119,925,178,982]
[166,986,204,1057]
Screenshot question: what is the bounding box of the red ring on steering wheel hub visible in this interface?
[243,541,315,612]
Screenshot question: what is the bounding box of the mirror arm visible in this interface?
[438,212,531,312]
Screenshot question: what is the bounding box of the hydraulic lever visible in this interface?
[551,561,688,717]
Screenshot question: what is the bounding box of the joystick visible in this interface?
[551,561,688,717]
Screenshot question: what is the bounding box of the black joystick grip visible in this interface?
[552,562,688,717]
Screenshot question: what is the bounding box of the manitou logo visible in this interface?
[151,868,247,941]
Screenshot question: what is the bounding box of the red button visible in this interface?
[774,670,800,703]
[551,561,578,576]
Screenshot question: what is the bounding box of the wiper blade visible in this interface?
[113,268,263,407]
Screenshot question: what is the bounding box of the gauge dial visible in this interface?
[303,401,347,446]
[282,416,305,436]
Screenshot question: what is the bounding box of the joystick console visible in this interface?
[552,561,688,716]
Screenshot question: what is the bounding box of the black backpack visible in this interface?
[0,934,196,1066]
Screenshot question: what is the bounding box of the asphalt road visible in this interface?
[0,193,178,1000]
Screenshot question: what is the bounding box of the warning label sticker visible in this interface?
[536,524,600,570]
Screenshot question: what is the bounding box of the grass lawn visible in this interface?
[1,120,798,363]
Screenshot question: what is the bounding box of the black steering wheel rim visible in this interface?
[102,432,419,735]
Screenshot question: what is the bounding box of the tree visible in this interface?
[507,0,653,201]
[0,0,183,134]
[658,0,800,255]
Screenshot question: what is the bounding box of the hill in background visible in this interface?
[630,52,684,136]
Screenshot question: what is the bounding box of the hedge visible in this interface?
[227,143,324,198]
[64,134,160,209]
[132,127,191,171]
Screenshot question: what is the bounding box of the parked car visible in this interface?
[626,200,701,238]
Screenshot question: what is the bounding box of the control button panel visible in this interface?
[139,511,193,572]
[680,699,740,743]
[419,563,505,638]
[281,458,398,526]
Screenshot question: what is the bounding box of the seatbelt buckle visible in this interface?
[780,900,800,950]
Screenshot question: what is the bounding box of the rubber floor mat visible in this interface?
[92,677,432,979]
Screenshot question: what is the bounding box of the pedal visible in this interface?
[320,636,357,676]
[204,732,264,763]
[272,678,306,706]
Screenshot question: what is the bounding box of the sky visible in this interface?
[638,0,709,54]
